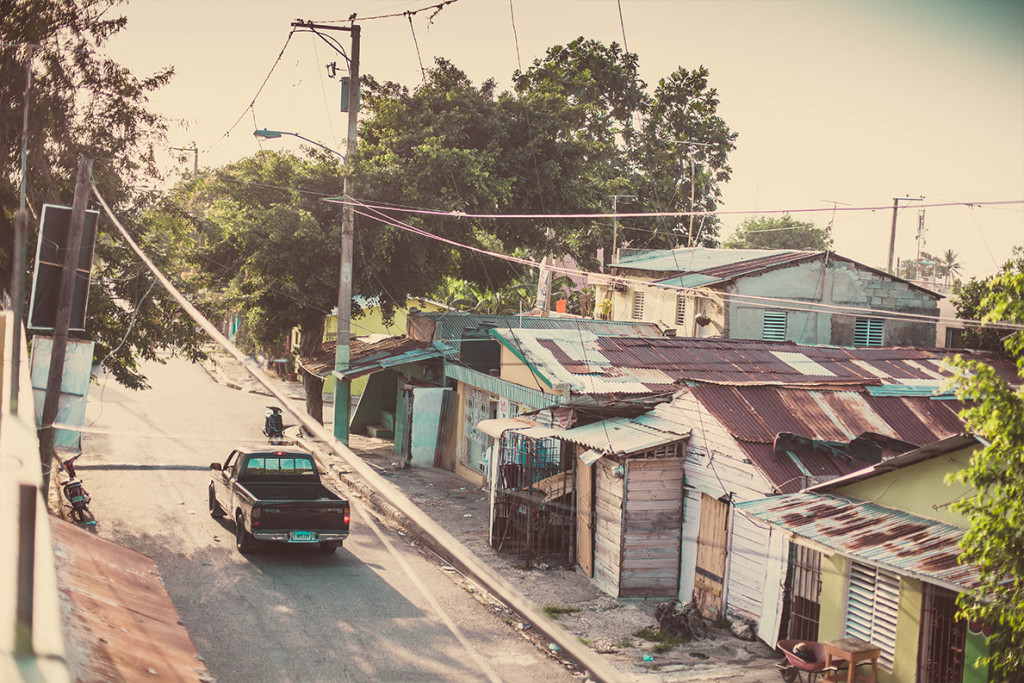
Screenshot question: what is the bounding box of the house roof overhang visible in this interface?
[736,492,978,593]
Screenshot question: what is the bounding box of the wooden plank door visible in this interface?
[694,493,729,620]
[576,456,594,577]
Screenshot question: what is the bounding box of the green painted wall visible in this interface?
[964,628,991,683]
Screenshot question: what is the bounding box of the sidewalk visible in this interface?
[201,349,782,682]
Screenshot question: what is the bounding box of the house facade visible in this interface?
[737,434,993,683]
[481,331,1014,650]
[592,248,942,348]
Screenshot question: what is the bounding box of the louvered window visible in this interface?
[632,291,645,320]
[763,311,787,342]
[675,295,686,325]
[845,562,899,669]
[854,318,884,347]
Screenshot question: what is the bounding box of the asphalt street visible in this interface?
[79,353,573,683]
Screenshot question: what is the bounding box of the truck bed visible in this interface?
[240,482,342,502]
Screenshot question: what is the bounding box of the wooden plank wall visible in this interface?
[620,458,684,598]
[592,458,624,596]
[668,389,777,623]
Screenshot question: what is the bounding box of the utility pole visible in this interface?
[292,20,359,444]
[38,157,92,493]
[887,196,923,275]
[10,43,36,415]
[609,194,635,266]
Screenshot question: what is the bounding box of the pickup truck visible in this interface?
[209,447,350,554]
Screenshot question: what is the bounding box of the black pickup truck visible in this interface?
[209,447,350,554]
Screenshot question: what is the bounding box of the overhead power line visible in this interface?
[338,197,1024,333]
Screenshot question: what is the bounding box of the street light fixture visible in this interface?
[253,129,347,162]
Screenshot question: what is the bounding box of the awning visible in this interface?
[736,493,978,592]
[476,416,540,438]
[544,416,690,456]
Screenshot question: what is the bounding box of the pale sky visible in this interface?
[108,0,1024,281]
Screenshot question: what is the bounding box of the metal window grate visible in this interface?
[787,543,822,642]
[632,291,645,320]
[675,295,686,325]
[918,583,966,683]
[845,561,899,669]
[854,318,884,346]
[763,311,787,342]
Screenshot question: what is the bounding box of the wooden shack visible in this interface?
[578,447,686,598]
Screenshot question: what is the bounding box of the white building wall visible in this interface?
[668,391,777,628]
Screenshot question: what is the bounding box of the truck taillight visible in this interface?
[251,507,261,529]
[344,507,350,525]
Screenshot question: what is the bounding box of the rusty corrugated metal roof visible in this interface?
[689,384,968,493]
[299,336,450,378]
[735,493,979,590]
[51,519,211,682]
[489,331,1009,394]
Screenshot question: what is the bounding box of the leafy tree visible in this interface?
[722,214,832,250]
[952,248,1024,359]
[514,39,738,253]
[158,149,346,421]
[949,268,1024,679]
[2,0,205,389]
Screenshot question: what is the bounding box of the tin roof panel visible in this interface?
[736,493,979,590]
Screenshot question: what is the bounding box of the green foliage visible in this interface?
[542,604,580,617]
[722,214,832,250]
[1,0,211,389]
[160,150,346,358]
[516,40,738,252]
[949,267,1024,679]
[633,627,689,652]
[952,247,1024,359]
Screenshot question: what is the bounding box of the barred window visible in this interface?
[675,295,686,325]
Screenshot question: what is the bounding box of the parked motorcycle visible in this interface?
[57,453,94,524]
[263,406,284,444]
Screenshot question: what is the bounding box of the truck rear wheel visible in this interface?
[235,513,254,554]
[209,486,225,518]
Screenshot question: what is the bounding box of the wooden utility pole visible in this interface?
[887,196,923,275]
[38,157,92,492]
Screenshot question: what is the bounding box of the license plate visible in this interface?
[289,531,318,543]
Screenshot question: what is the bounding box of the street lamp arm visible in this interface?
[253,129,347,161]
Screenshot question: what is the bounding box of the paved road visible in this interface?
[80,354,572,683]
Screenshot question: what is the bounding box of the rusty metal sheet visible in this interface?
[736,493,979,590]
[51,519,211,682]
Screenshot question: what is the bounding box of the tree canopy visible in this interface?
[722,214,832,250]
[951,247,1024,359]
[949,265,1024,678]
[2,0,205,389]
[515,39,738,252]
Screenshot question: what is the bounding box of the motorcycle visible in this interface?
[57,453,94,524]
[263,406,284,444]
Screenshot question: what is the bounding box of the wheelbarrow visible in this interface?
[776,640,840,683]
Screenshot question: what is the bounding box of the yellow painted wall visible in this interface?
[818,552,849,643]
[837,448,976,529]
[498,345,559,394]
